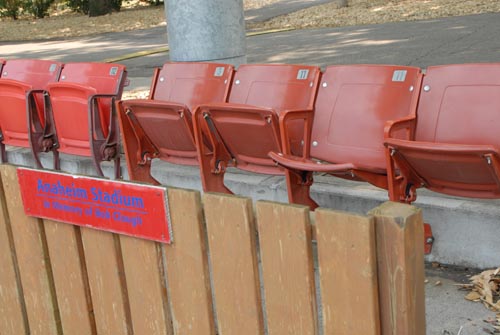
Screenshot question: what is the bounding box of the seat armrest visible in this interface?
[278,109,314,155]
[384,115,416,139]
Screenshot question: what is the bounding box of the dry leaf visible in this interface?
[462,267,500,314]
[465,291,482,301]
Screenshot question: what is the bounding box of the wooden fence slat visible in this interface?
[0,164,60,335]
[203,193,264,335]
[0,168,27,334]
[80,228,131,335]
[369,201,426,335]
[43,221,95,334]
[165,188,215,335]
[315,209,380,335]
[120,235,173,335]
[256,201,316,335]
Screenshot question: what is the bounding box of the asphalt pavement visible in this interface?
[1,6,500,335]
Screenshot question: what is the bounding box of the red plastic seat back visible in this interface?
[311,65,421,170]
[151,62,233,109]
[0,80,33,147]
[48,63,127,156]
[1,59,62,122]
[58,62,127,133]
[47,82,97,156]
[219,64,320,164]
[391,64,500,197]
[415,63,500,146]
[2,59,62,89]
[228,64,319,110]
[0,59,62,147]
[137,62,234,164]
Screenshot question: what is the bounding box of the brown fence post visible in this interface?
[203,193,264,335]
[369,201,426,335]
[0,165,28,334]
[120,235,173,334]
[315,209,380,335]
[165,188,216,335]
[256,201,317,335]
[43,220,95,334]
[0,164,60,334]
[80,228,132,334]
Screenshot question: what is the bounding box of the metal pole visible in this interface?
[165,0,247,66]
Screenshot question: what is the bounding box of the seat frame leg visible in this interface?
[199,154,232,194]
[286,170,318,209]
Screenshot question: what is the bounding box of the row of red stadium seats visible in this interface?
[0,59,127,178]
[1,59,499,210]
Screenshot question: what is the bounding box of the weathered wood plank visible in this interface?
[120,235,173,335]
[80,228,131,335]
[203,193,264,335]
[43,221,95,334]
[164,188,215,335]
[315,209,380,335]
[369,201,426,335]
[1,164,60,335]
[0,167,27,334]
[256,201,317,335]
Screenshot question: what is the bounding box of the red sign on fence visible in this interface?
[17,168,172,243]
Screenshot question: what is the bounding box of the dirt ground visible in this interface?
[1,0,499,42]
[249,0,500,30]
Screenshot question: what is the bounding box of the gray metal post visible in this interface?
[164,0,247,66]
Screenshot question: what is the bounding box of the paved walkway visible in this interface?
[1,5,500,334]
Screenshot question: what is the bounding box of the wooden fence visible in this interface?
[0,164,425,335]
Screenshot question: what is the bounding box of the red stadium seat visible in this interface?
[193,64,321,194]
[0,59,63,163]
[117,62,234,184]
[269,65,422,208]
[35,62,127,178]
[385,63,500,202]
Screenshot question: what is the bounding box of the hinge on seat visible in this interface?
[403,182,417,203]
[139,151,155,165]
[213,159,227,174]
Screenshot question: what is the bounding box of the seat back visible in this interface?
[127,62,234,165]
[2,59,62,90]
[41,62,127,177]
[0,59,62,148]
[47,82,98,156]
[415,64,500,146]
[48,62,127,156]
[150,62,233,110]
[396,63,500,197]
[311,65,422,171]
[213,64,320,171]
[57,62,127,135]
[228,64,319,110]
